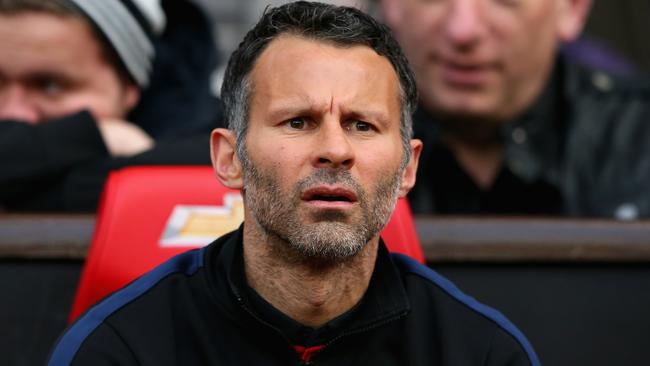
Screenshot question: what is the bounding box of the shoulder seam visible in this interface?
[391,253,540,366]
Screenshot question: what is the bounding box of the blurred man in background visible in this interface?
[383,0,650,218]
[0,0,221,211]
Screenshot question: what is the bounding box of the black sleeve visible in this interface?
[1,113,210,212]
[69,323,139,366]
[483,326,536,366]
[0,112,108,209]
[54,135,212,212]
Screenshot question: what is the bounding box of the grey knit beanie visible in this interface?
[68,0,166,88]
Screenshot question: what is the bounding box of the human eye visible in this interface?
[31,75,68,97]
[41,80,63,95]
[286,117,309,130]
[347,120,374,133]
[288,117,305,129]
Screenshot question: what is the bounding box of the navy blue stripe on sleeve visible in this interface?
[391,253,541,366]
[48,248,205,366]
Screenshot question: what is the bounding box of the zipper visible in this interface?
[236,295,409,365]
[299,309,410,364]
[235,295,306,364]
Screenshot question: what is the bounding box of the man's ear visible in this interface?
[398,139,422,198]
[210,128,244,189]
[557,0,593,42]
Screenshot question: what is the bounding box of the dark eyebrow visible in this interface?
[24,71,76,86]
[267,105,316,122]
[266,96,330,122]
[264,95,394,128]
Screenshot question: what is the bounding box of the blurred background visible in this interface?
[197,0,650,84]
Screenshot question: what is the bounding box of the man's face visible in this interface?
[387,0,584,121]
[0,12,138,124]
[240,35,416,261]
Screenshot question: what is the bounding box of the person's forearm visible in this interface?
[0,112,109,202]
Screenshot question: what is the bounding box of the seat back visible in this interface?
[69,166,423,322]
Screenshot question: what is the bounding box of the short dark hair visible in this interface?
[0,0,135,87]
[221,1,417,165]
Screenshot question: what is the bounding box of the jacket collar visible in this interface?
[207,225,410,347]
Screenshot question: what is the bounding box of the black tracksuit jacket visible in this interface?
[49,227,539,366]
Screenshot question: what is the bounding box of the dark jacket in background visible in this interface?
[409,57,650,218]
[129,0,222,139]
[49,226,538,366]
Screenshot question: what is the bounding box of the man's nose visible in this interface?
[312,120,355,169]
[443,0,487,48]
[0,85,40,124]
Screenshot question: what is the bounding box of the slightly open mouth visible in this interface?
[301,186,358,204]
[310,194,352,202]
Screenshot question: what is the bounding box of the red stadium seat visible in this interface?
[69,166,423,322]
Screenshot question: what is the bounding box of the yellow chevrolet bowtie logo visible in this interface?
[159,193,244,247]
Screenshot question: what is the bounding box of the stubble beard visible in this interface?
[241,152,402,263]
